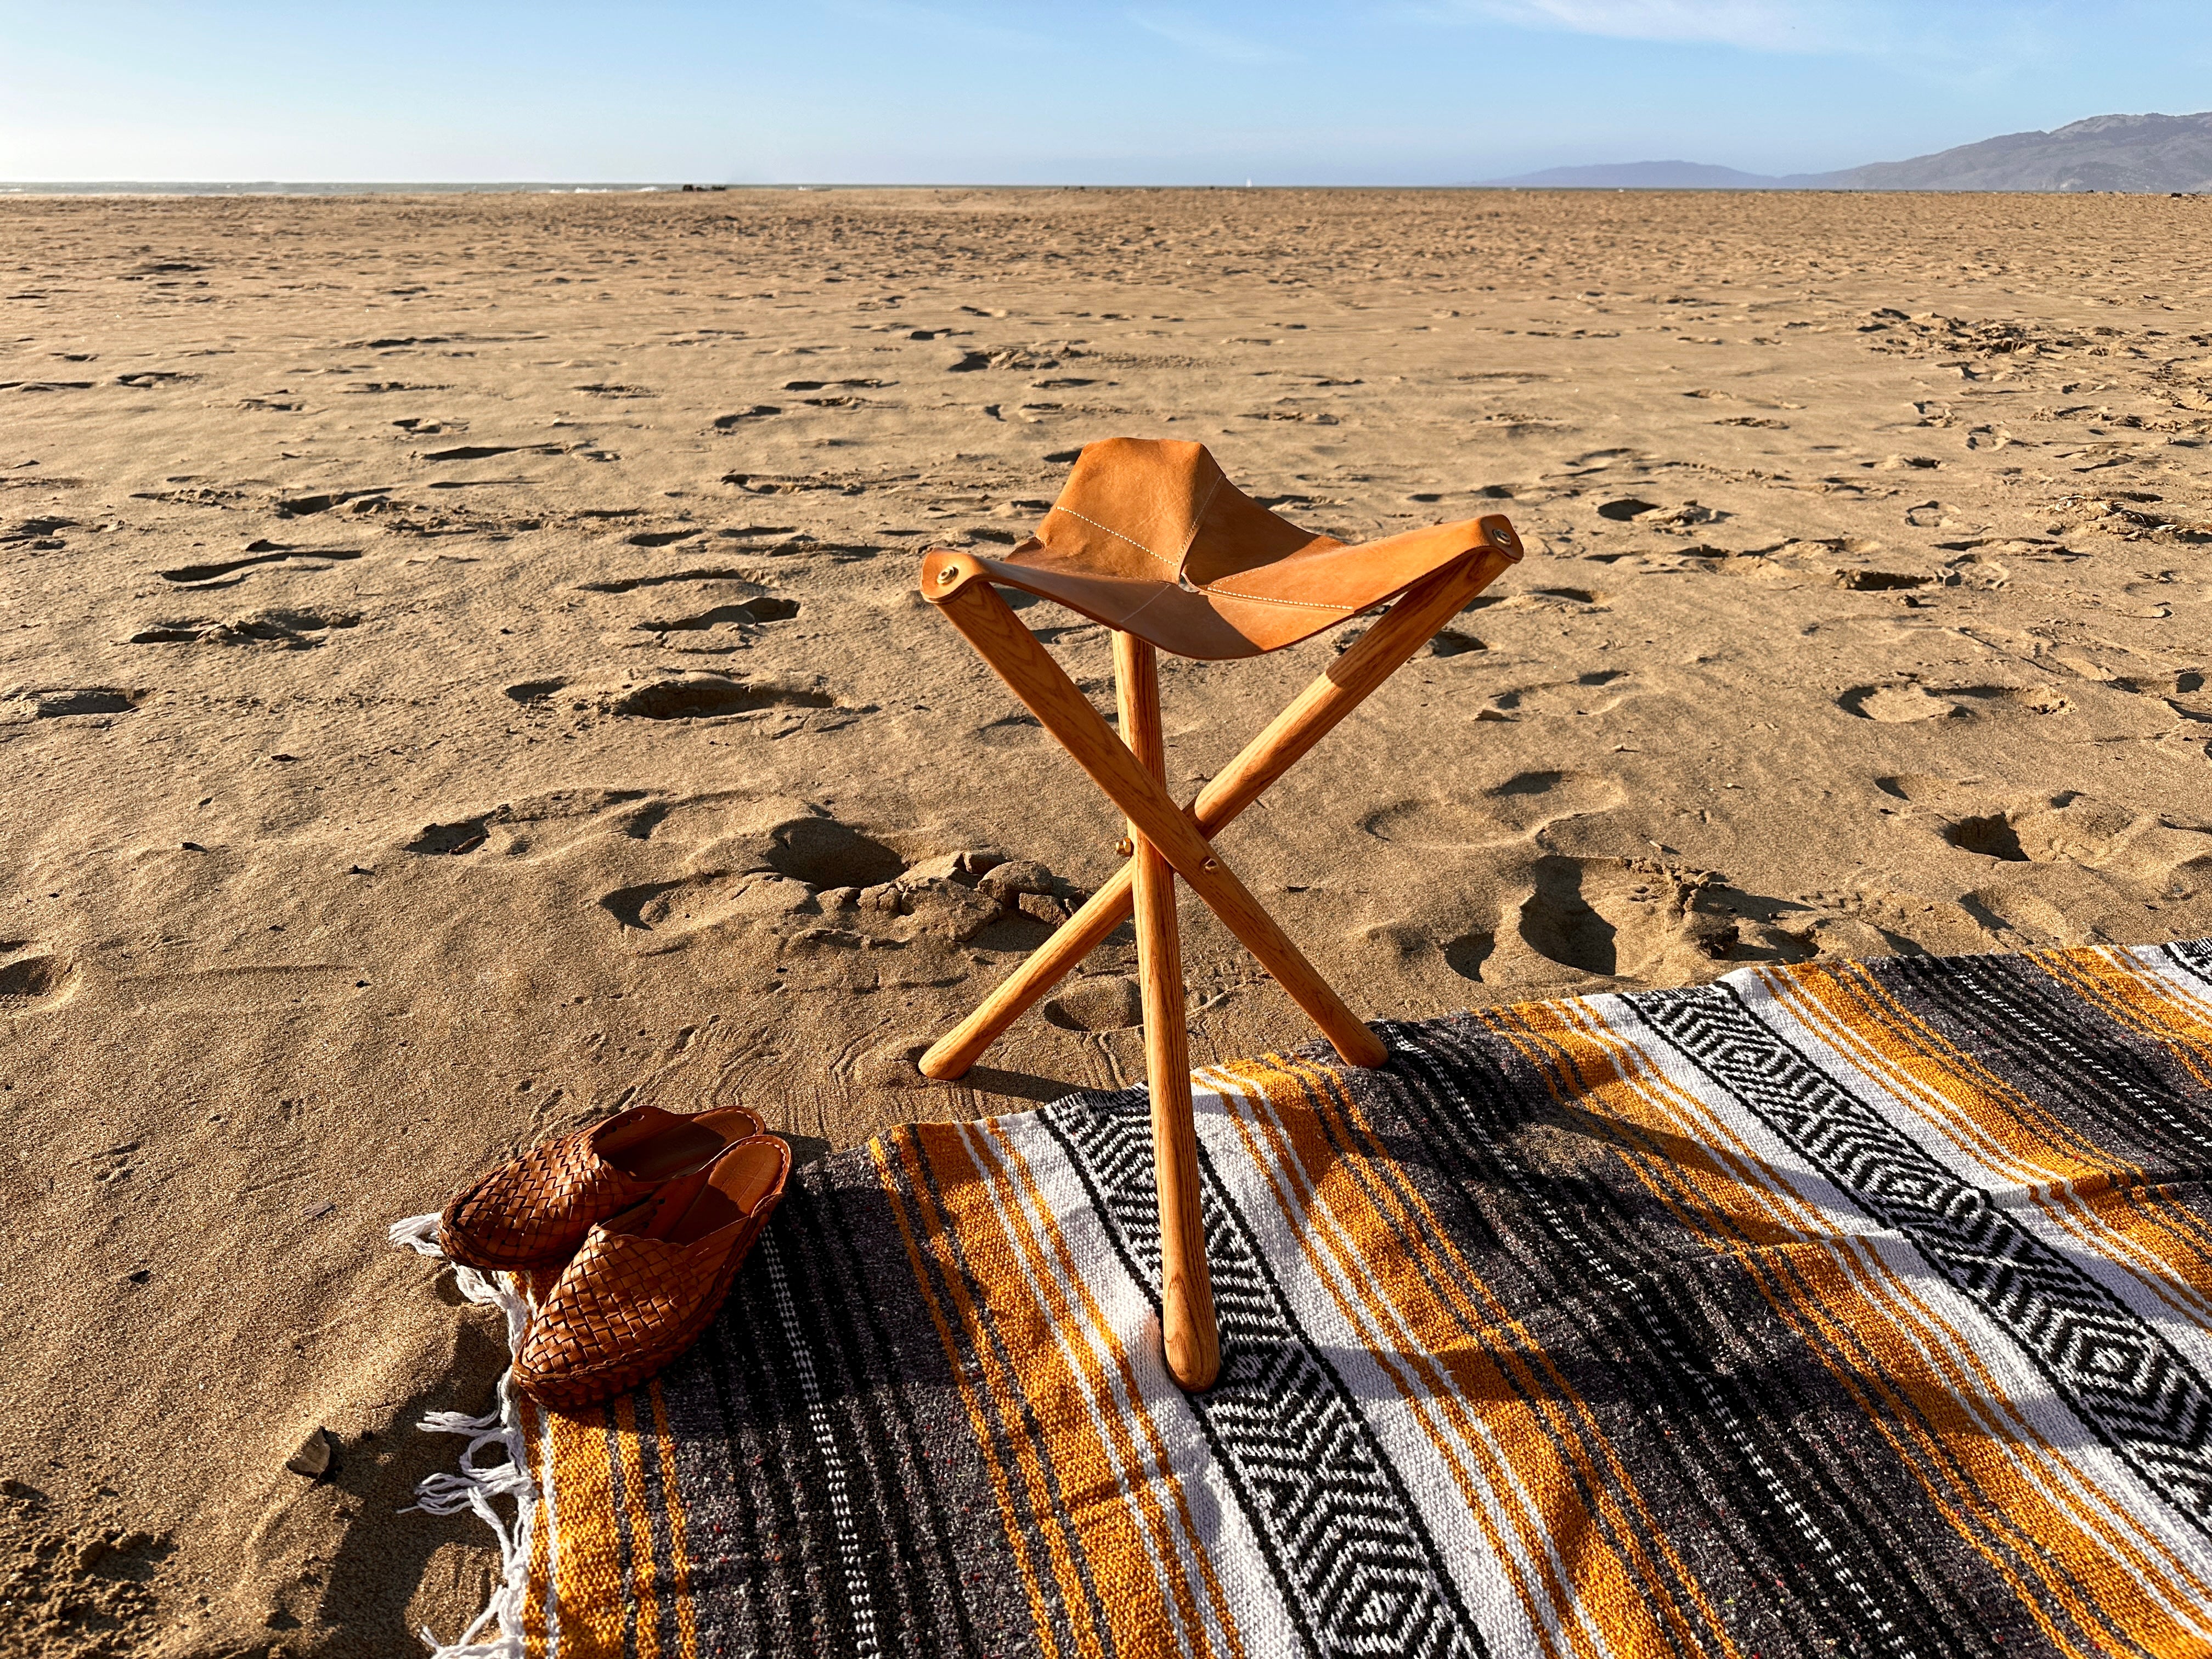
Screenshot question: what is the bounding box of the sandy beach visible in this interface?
[3,185,2209,1655]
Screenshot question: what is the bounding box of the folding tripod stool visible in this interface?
[917,438,1523,1390]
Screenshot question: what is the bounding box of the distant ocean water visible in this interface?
[0,182,764,196]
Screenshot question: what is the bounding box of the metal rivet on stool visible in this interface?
[1116,837,1135,857]
[936,565,958,585]
[1489,523,1514,549]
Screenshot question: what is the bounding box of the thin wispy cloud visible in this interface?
[1443,0,2057,80]
[1127,9,1298,65]
[1457,1,1863,54]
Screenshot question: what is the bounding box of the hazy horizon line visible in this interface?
[5,180,2186,197]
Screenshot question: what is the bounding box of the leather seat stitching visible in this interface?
[1190,586,1361,612]
[1046,504,1182,572]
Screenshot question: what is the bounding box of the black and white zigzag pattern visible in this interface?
[1045,1098,1492,1659]
[2169,936,2212,990]
[1634,981,2212,1523]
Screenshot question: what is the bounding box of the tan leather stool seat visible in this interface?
[921,437,1523,659]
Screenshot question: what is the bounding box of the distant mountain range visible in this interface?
[1484,111,2212,193]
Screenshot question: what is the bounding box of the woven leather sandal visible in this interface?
[438,1103,764,1271]
[514,1134,792,1410]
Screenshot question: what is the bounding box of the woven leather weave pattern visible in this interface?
[515,1197,782,1410]
[438,1124,655,1271]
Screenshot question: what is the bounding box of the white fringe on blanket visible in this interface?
[388,1212,538,1659]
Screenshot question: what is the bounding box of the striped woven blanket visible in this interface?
[413,940,2212,1658]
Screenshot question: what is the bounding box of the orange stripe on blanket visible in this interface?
[611,1391,664,1659]
[2036,946,2212,1098]
[1778,960,2134,1177]
[516,1395,555,1659]
[1212,1050,1719,1659]
[1503,989,2212,1658]
[871,1129,1074,1655]
[1774,1227,2212,1658]
[539,1400,630,1659]
[964,1122,1242,1659]
[1312,1068,1728,1656]
[1500,995,1842,1253]
[648,1381,700,1659]
[1274,1039,1744,1658]
[1767,963,2212,1330]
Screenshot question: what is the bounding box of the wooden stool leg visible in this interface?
[918,546,1517,1081]
[1114,631,1220,1392]
[927,576,1386,1070]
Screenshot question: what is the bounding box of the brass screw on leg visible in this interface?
[1116,837,1135,857]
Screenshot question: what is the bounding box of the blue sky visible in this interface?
[2,1,2206,183]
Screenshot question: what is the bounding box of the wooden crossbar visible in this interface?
[921,546,1516,1080]
[927,576,1389,1072]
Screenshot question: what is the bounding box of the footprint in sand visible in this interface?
[1841,682,2070,722]
[1844,684,1956,723]
[1788,881,1996,958]
[1044,975,1145,1032]
[1426,630,1487,657]
[1438,930,1497,982]
[1944,814,2033,860]
[1471,669,1633,722]
[405,788,653,857]
[1941,552,2012,589]
[1465,585,1610,615]
[607,676,837,720]
[624,801,912,888]
[1596,498,1658,521]
[158,544,363,585]
[578,566,777,595]
[602,871,817,934]
[630,596,800,634]
[754,813,910,888]
[1939,793,2212,891]
[596,806,1079,961]
[1482,856,1810,985]
[3,686,145,723]
[4,515,78,549]
[1832,569,1938,592]
[130,608,359,648]
[1513,857,1683,978]
[272,489,392,519]
[1959,886,2079,945]
[1361,768,1625,848]
[0,951,77,1009]
[1948,685,2074,717]
[420,443,563,462]
[599,809,924,944]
